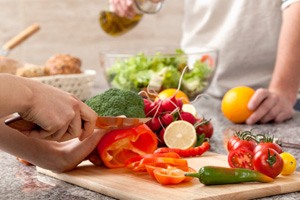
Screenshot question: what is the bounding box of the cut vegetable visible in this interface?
[163,120,197,149]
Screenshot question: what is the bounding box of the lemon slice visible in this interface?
[182,104,197,116]
[164,120,197,149]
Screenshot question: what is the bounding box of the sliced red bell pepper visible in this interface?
[127,156,189,172]
[97,124,158,168]
[152,167,196,185]
[154,141,210,157]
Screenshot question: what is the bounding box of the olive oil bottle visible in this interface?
[99,11,143,36]
[99,0,164,36]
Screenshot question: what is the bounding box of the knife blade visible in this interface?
[4,115,151,132]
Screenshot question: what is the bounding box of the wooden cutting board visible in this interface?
[37,152,300,200]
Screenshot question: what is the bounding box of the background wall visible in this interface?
[0,0,184,75]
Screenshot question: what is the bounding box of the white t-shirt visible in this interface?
[181,0,283,98]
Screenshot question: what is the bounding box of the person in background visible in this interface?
[0,73,103,172]
[110,0,300,125]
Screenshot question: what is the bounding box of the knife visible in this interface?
[4,115,151,132]
[0,23,40,56]
[274,138,300,149]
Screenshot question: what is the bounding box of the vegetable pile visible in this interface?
[106,49,214,99]
[143,89,213,157]
[227,130,297,179]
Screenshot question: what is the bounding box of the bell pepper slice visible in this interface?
[97,124,158,168]
[146,165,196,183]
[127,156,188,172]
[153,167,190,185]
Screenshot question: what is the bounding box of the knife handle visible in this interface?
[2,23,40,51]
[5,115,39,131]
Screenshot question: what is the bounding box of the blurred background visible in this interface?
[0,0,184,76]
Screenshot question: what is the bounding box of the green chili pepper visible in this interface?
[185,166,274,185]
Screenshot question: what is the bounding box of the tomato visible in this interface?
[195,118,214,138]
[228,148,254,170]
[227,135,240,152]
[231,140,257,152]
[253,148,284,179]
[97,124,158,168]
[280,152,297,176]
[152,167,196,185]
[253,142,283,154]
[200,54,214,67]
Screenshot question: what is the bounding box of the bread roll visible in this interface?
[0,56,24,74]
[45,54,81,75]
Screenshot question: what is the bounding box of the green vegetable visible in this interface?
[85,88,145,118]
[106,49,213,98]
[185,166,274,185]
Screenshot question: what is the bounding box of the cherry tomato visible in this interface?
[195,118,214,138]
[228,148,254,170]
[231,140,257,152]
[227,135,240,152]
[253,142,283,154]
[253,148,283,179]
[280,152,297,176]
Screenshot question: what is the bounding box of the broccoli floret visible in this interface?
[85,88,145,118]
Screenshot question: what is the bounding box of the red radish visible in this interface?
[158,128,166,146]
[178,111,196,125]
[147,100,163,117]
[176,98,183,110]
[146,117,161,132]
[160,113,174,127]
[161,96,178,112]
[143,98,153,115]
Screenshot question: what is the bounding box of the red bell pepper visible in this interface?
[154,141,210,157]
[97,124,158,168]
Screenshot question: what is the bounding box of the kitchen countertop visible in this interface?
[1,85,300,200]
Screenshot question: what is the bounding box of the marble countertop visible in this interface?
[1,86,300,200]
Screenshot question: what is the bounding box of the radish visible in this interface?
[143,98,153,115]
[158,128,166,146]
[176,98,183,110]
[161,96,178,112]
[146,117,162,132]
[160,113,174,127]
[178,111,196,125]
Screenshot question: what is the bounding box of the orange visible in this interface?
[221,86,255,124]
[156,88,190,104]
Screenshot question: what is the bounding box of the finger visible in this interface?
[259,104,280,124]
[45,124,70,141]
[247,88,268,111]
[78,102,98,141]
[66,110,82,139]
[275,109,294,123]
[22,129,55,139]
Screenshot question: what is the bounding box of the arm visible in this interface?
[246,3,300,124]
[0,74,97,141]
[0,121,105,172]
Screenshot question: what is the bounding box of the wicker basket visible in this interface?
[31,69,96,100]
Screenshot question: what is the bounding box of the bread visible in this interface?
[0,56,24,74]
[45,54,82,75]
[15,63,47,77]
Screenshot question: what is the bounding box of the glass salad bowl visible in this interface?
[99,47,218,100]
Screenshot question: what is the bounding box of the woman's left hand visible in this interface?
[246,88,295,124]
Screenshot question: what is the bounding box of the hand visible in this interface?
[20,80,97,142]
[109,0,137,18]
[246,88,295,124]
